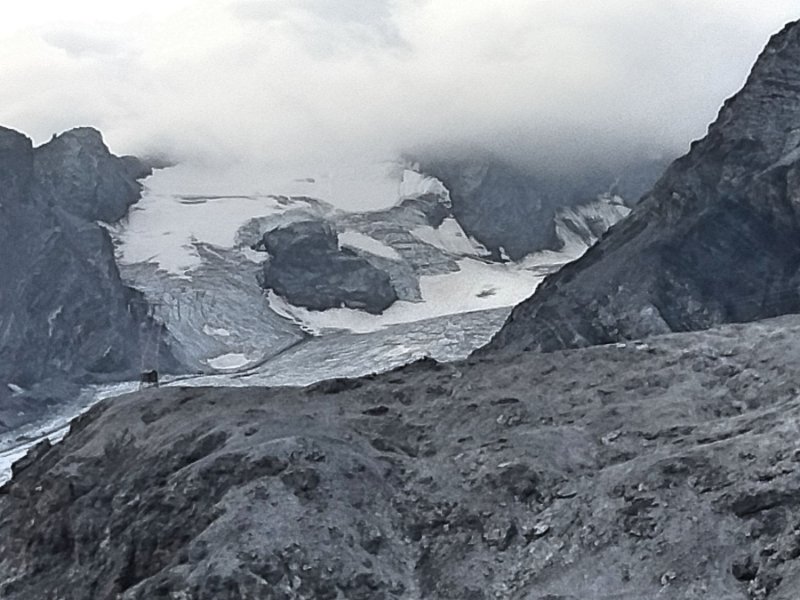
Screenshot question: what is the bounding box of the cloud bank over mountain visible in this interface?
[1,1,797,172]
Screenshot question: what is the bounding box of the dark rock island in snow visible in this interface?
[256,220,398,314]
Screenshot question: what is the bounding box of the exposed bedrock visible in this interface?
[419,155,667,261]
[486,19,800,354]
[256,220,398,314]
[0,126,179,398]
[4,317,800,598]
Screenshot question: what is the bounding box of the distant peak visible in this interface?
[43,127,107,149]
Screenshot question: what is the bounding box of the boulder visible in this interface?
[258,220,398,314]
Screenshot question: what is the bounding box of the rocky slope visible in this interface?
[486,19,800,354]
[4,315,800,598]
[419,156,667,260]
[0,127,176,405]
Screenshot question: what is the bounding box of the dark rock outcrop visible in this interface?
[5,316,800,598]
[486,19,800,354]
[420,156,667,261]
[257,220,398,314]
[0,126,176,393]
[33,128,152,223]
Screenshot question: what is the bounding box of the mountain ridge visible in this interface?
[484,18,800,354]
[0,127,178,423]
[4,314,800,598]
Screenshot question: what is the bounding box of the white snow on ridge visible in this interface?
[339,230,402,260]
[114,193,291,275]
[113,163,439,277]
[398,169,449,202]
[266,258,542,335]
[555,195,631,258]
[411,217,490,257]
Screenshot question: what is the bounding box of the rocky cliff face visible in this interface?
[419,156,667,261]
[33,128,150,223]
[0,127,177,394]
[486,19,800,354]
[257,220,398,314]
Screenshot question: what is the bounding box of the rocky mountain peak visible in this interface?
[485,19,800,354]
[642,19,800,210]
[33,127,151,223]
[0,125,177,396]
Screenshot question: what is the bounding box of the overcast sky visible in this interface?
[1,1,798,170]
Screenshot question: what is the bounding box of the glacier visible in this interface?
[0,161,632,485]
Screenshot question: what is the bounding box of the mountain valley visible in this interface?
[4,13,800,600]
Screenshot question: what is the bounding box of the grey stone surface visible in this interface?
[0,127,178,396]
[4,316,800,598]
[487,19,800,354]
[33,128,151,224]
[257,220,398,314]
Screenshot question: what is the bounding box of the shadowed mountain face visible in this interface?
[485,19,800,354]
[0,127,177,393]
[418,156,668,261]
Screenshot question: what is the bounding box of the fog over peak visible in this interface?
[1,1,798,176]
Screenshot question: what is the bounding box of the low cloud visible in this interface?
[1,0,797,175]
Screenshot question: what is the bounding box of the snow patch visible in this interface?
[144,161,409,213]
[241,247,267,264]
[114,193,294,275]
[203,325,232,337]
[339,230,402,260]
[207,353,251,370]
[411,217,490,257]
[554,195,631,258]
[47,306,62,337]
[399,169,449,202]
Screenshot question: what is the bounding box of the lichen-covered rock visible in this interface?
[486,19,800,354]
[258,220,398,314]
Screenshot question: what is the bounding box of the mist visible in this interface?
[1,1,798,176]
